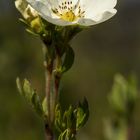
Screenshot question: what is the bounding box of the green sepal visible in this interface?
[19,18,29,26]
[26,28,39,36]
[65,26,84,42]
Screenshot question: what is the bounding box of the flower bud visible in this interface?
[15,0,38,21]
[30,17,44,34]
[15,0,45,34]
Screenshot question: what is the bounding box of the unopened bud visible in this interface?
[15,0,38,21]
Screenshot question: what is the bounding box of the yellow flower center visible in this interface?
[61,11,76,22]
[52,1,85,22]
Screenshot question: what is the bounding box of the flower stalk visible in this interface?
[43,42,63,139]
[45,60,53,125]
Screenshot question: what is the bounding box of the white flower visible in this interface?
[15,0,38,20]
[26,0,117,26]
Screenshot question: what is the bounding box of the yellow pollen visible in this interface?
[60,11,77,22]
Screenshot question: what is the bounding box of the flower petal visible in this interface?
[39,12,78,26]
[80,0,117,19]
[27,0,80,26]
[15,0,38,20]
[15,0,28,14]
[78,9,117,26]
[27,0,52,16]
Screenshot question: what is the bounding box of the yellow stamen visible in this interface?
[60,11,77,22]
[52,1,85,22]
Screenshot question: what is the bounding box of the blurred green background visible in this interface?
[0,0,140,140]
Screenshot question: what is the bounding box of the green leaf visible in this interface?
[23,79,34,102]
[55,102,89,139]
[16,77,23,95]
[76,98,89,129]
[66,26,84,42]
[42,97,48,116]
[16,78,43,117]
[109,74,138,116]
[65,129,71,140]
[55,104,65,132]
[32,92,43,116]
[63,105,76,129]
[58,130,67,140]
[127,75,137,103]
[109,74,128,114]
[62,46,75,73]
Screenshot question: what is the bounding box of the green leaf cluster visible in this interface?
[55,98,89,140]
[104,74,138,140]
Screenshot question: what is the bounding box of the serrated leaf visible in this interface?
[32,92,43,116]
[62,46,75,73]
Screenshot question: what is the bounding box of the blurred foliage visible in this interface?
[104,74,138,140]
[0,0,140,140]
